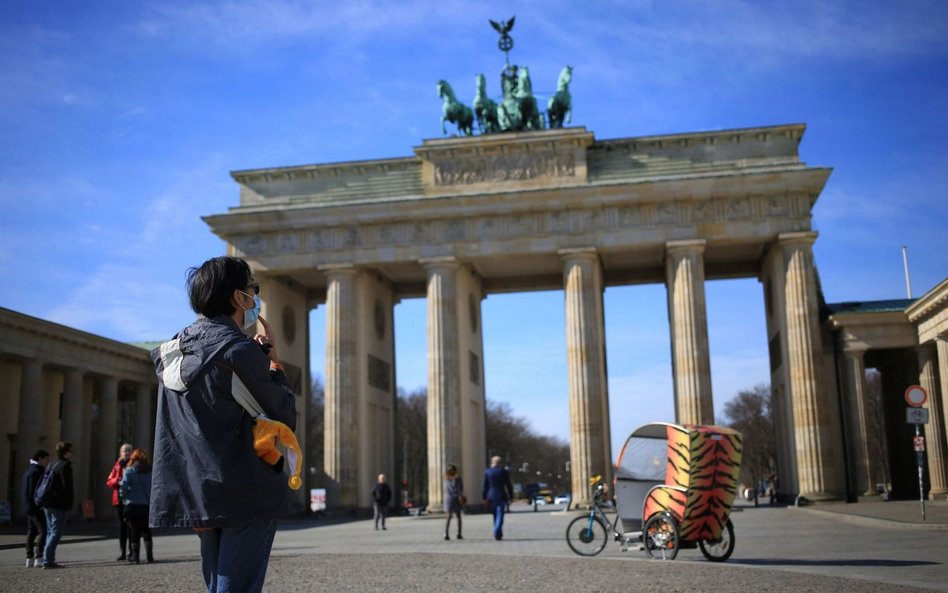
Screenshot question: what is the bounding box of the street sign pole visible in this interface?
[905,385,929,521]
[915,423,926,521]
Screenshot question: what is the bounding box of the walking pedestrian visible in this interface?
[150,256,300,593]
[443,465,464,541]
[482,456,513,540]
[106,443,133,561]
[121,448,154,563]
[41,441,74,569]
[21,449,49,568]
[372,473,392,531]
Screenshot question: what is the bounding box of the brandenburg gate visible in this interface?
[204,123,840,509]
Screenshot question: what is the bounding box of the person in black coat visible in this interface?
[42,441,74,569]
[371,474,393,530]
[150,256,300,593]
[21,449,49,567]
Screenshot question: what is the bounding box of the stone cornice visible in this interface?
[595,123,806,152]
[906,278,948,323]
[0,307,155,380]
[231,155,419,186]
[206,166,827,236]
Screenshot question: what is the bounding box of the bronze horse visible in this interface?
[437,80,474,136]
[473,73,500,134]
[548,66,573,129]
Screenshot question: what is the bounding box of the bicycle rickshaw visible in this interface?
[566,422,742,561]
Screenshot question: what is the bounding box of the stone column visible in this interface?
[560,248,611,508]
[15,358,44,513]
[842,349,877,495]
[135,382,155,452]
[779,232,836,500]
[423,258,462,513]
[925,341,948,500]
[665,240,714,425]
[323,266,359,508]
[96,376,119,516]
[61,368,89,507]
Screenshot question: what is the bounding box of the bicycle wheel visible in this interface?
[643,512,679,560]
[566,514,609,556]
[698,518,735,562]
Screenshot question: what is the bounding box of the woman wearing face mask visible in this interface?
[150,256,301,593]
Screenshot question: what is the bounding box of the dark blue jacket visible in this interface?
[149,315,301,528]
[482,465,513,503]
[22,461,45,513]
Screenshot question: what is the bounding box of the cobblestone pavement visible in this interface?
[1,501,945,593]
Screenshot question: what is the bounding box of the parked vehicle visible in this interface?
[566,422,743,561]
[554,493,572,505]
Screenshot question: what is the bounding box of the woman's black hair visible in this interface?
[187,256,252,318]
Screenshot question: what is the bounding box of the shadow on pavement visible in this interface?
[733,558,940,567]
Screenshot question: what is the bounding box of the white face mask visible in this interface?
[239,290,261,329]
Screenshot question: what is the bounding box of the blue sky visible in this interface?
[2,1,946,455]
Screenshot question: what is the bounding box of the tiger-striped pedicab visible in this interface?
[613,422,743,561]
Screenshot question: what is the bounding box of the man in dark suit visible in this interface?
[482,456,514,540]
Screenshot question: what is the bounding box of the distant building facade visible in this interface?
[1,307,156,519]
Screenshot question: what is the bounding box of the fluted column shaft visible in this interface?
[842,349,877,495]
[924,341,948,500]
[561,248,611,508]
[135,382,155,452]
[61,368,89,505]
[97,376,119,512]
[324,267,359,508]
[16,359,44,512]
[424,259,461,513]
[780,232,836,499]
[665,240,714,425]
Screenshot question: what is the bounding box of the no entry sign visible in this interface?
[905,385,928,407]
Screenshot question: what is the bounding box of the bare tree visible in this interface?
[394,387,428,507]
[865,369,890,492]
[305,374,325,489]
[722,383,775,503]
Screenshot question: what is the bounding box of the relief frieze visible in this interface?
[242,194,805,259]
[432,152,576,186]
[276,233,299,252]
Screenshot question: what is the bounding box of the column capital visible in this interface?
[319,263,357,276]
[778,231,819,247]
[665,239,707,255]
[842,347,868,360]
[558,246,598,261]
[419,256,459,270]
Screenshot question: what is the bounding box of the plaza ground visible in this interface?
[1,499,946,592]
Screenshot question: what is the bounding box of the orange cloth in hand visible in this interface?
[252,417,303,490]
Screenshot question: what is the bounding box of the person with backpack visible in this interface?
[21,449,50,568]
[38,441,74,569]
[150,256,300,593]
[120,448,154,564]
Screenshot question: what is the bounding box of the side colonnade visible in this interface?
[0,307,157,519]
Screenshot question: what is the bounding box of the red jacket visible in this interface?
[106,458,127,506]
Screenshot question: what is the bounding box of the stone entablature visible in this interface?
[0,307,153,381]
[907,278,948,343]
[827,309,919,352]
[205,124,829,297]
[224,124,816,206]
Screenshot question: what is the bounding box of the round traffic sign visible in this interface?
[905,385,928,407]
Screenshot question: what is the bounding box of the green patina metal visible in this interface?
[436,16,574,136]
